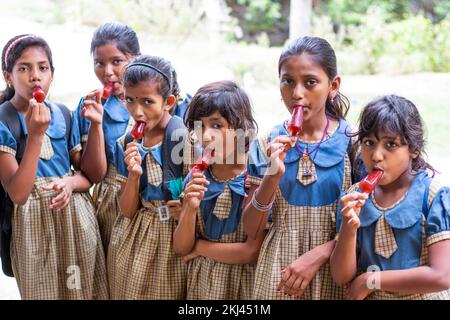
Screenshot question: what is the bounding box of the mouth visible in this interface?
[372,166,384,173]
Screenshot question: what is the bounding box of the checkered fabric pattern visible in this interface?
[146,143,163,187]
[211,185,233,220]
[364,178,450,300]
[92,164,122,255]
[108,201,187,300]
[0,145,16,156]
[374,215,398,259]
[251,135,352,300]
[39,134,54,160]
[10,176,109,300]
[186,185,256,300]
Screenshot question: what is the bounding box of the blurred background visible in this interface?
[0,0,449,299]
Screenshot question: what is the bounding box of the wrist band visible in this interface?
[251,188,275,212]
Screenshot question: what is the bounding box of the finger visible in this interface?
[185,192,203,199]
[51,197,70,210]
[283,273,298,291]
[277,267,291,291]
[292,276,304,291]
[186,184,208,194]
[190,172,206,180]
[166,200,181,207]
[94,89,102,104]
[51,189,66,204]
[41,183,56,191]
[273,135,294,145]
[188,178,210,186]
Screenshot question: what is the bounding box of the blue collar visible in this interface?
[103,96,129,122]
[17,101,66,139]
[359,171,429,229]
[269,118,351,168]
[202,169,246,200]
[139,143,162,167]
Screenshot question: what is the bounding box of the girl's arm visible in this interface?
[188,229,266,265]
[80,91,107,183]
[243,136,294,239]
[0,101,50,205]
[330,191,368,285]
[348,239,450,299]
[41,171,92,210]
[119,142,142,219]
[173,172,209,256]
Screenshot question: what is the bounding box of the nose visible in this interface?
[371,144,384,163]
[30,65,41,82]
[292,83,305,100]
[104,63,114,79]
[131,103,145,121]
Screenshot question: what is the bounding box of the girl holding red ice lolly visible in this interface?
[72,23,141,256]
[0,34,107,299]
[109,55,190,299]
[173,81,265,299]
[331,95,450,300]
[243,36,361,300]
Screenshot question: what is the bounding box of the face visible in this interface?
[4,46,52,102]
[125,80,174,132]
[93,43,131,97]
[279,53,339,121]
[198,110,241,164]
[361,131,418,185]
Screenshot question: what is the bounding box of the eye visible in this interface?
[17,66,27,72]
[113,59,124,65]
[212,123,222,129]
[94,61,104,68]
[281,78,293,86]
[144,99,153,105]
[125,97,133,103]
[40,65,49,71]
[386,141,398,149]
[363,139,374,147]
[305,79,317,87]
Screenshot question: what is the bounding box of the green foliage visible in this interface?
[313,7,450,74]
[234,0,281,32]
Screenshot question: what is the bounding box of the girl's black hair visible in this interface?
[1,34,54,104]
[90,22,141,57]
[123,55,180,101]
[278,36,349,121]
[184,80,257,151]
[356,95,435,174]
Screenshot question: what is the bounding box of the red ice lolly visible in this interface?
[192,149,215,173]
[287,106,303,137]
[131,121,146,140]
[32,87,46,103]
[102,82,114,100]
[359,170,384,193]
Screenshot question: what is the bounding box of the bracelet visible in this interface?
[251,188,275,212]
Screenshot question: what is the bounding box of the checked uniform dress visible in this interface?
[247,119,358,300]
[336,171,450,300]
[0,101,108,300]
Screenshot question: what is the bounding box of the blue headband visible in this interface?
[126,62,171,86]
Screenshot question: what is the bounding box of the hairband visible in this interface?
[126,62,171,86]
[4,35,34,69]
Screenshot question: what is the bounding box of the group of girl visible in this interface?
[1,22,449,300]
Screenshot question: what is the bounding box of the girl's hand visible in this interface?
[340,191,368,230]
[124,142,142,177]
[166,200,182,221]
[81,90,104,125]
[182,246,200,263]
[183,172,209,210]
[266,135,296,178]
[25,99,51,139]
[277,246,325,298]
[346,273,374,300]
[42,177,73,210]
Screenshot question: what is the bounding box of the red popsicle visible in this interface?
[192,149,215,173]
[359,170,384,193]
[102,82,114,100]
[32,87,46,103]
[131,121,146,140]
[287,106,303,137]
